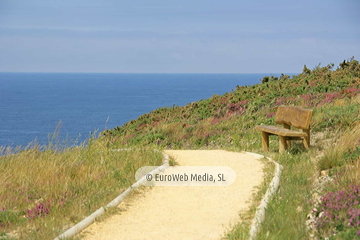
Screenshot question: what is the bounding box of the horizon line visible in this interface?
[0,71,300,75]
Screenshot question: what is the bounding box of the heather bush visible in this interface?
[313,184,360,238]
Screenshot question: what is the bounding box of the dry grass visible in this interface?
[0,138,163,239]
[318,125,360,171]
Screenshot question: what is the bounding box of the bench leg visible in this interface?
[303,129,310,150]
[303,137,310,150]
[283,124,291,148]
[279,136,287,153]
[261,132,269,151]
[286,139,292,148]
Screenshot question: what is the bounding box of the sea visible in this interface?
[0,73,278,148]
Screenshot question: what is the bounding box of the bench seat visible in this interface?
[255,125,308,137]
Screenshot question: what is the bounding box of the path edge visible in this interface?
[245,152,283,240]
[54,149,169,240]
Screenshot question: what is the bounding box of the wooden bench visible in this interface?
[255,106,313,153]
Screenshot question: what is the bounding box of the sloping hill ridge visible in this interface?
[102,57,360,239]
[103,57,360,151]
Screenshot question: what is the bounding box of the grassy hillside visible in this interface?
[102,57,360,239]
[103,57,359,151]
[1,57,359,239]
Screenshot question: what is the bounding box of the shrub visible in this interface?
[260,75,278,83]
[303,64,311,74]
[313,184,360,238]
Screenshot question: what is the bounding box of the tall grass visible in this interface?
[255,152,315,240]
[311,126,360,239]
[318,125,360,171]
[1,58,359,239]
[0,136,163,239]
[100,58,359,239]
[247,115,360,239]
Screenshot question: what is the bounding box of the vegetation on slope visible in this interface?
[0,57,359,239]
[0,139,163,239]
[103,57,360,151]
[103,57,360,239]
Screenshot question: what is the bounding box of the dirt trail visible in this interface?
[81,150,264,240]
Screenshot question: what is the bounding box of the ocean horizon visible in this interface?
[0,72,295,148]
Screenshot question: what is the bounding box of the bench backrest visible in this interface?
[275,106,312,130]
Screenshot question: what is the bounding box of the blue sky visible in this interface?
[0,0,359,73]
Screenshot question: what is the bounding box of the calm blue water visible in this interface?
[0,73,268,147]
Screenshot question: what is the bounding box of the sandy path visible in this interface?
[81,150,264,240]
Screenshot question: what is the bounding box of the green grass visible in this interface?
[255,152,315,240]
[311,126,360,239]
[223,156,275,240]
[168,155,178,166]
[0,137,163,239]
[101,57,360,239]
[103,58,360,151]
[1,57,360,239]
